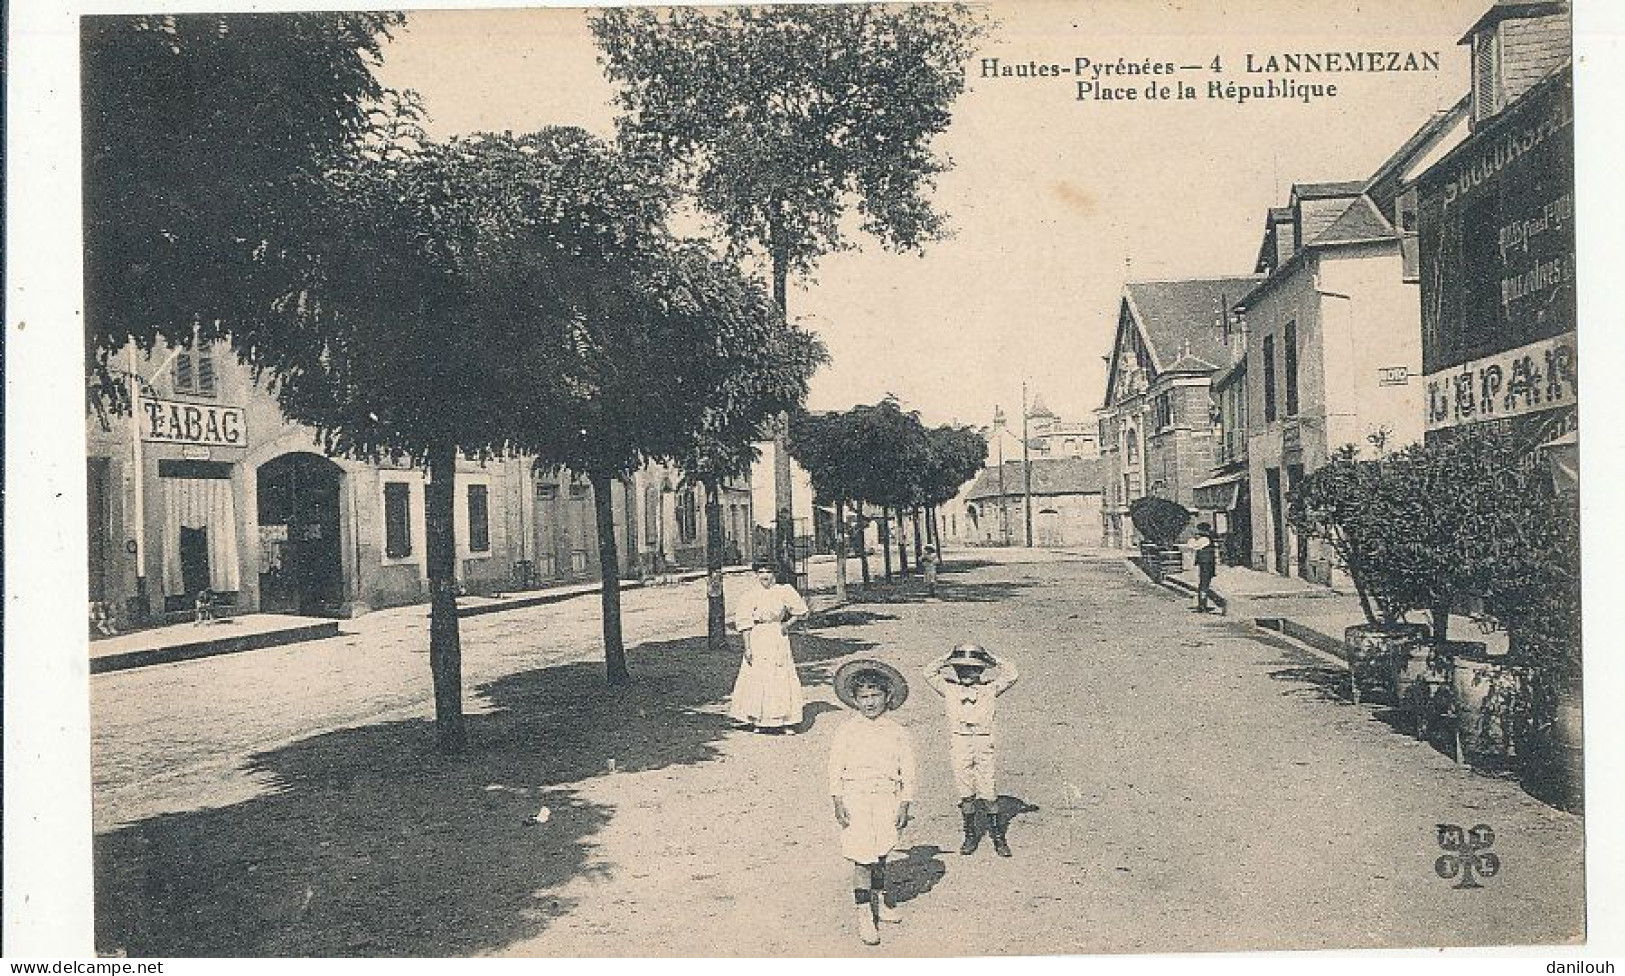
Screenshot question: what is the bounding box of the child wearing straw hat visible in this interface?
[922,642,1021,857]
[828,659,915,945]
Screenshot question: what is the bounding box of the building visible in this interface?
[939,397,1099,547]
[87,340,755,629]
[1416,2,1573,466]
[1096,276,1262,549]
[1231,103,1469,581]
[958,457,1105,548]
[1193,345,1252,566]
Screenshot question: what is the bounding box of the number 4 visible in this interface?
[1211,55,1223,72]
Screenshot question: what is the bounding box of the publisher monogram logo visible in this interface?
[1435,823,1500,889]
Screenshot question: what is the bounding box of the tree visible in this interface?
[918,424,988,548]
[670,252,827,651]
[844,399,932,580]
[82,13,402,388]
[591,3,989,582]
[266,127,668,741]
[1128,496,1191,547]
[789,409,861,601]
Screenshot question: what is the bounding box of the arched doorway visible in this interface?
[257,453,344,615]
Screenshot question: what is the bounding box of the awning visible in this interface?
[1191,471,1245,511]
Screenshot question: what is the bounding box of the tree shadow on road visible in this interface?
[844,579,1041,606]
[886,845,947,906]
[94,631,875,957]
[804,609,899,630]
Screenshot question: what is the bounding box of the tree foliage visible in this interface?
[1128,496,1191,547]
[590,3,989,278]
[82,13,403,380]
[919,424,988,508]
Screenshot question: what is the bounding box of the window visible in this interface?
[1263,335,1278,422]
[676,489,699,544]
[645,485,660,544]
[1154,393,1174,431]
[384,482,413,558]
[1124,426,1138,465]
[467,484,490,553]
[1396,188,1420,280]
[1472,27,1502,122]
[173,343,217,398]
[1283,321,1300,417]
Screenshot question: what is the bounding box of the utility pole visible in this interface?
[994,405,1009,546]
[1021,381,1034,548]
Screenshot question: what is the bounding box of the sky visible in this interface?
[374,0,1486,429]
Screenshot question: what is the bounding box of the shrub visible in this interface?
[1128,496,1191,547]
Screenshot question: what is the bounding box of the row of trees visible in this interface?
[83,14,826,751]
[789,399,987,602]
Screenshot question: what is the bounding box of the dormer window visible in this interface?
[1472,26,1504,122]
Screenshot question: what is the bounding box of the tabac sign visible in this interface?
[138,395,247,447]
[1424,333,1576,432]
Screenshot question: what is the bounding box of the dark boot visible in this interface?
[988,805,1012,857]
[958,799,983,855]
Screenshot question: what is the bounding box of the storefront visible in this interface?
[1417,67,1575,451]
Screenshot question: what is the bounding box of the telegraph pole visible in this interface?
[994,406,1009,546]
[1021,381,1034,547]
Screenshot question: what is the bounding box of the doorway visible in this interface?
[257,453,345,615]
[1265,467,1287,576]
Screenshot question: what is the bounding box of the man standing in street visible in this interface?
[1187,522,1218,613]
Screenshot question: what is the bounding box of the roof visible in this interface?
[1027,393,1056,418]
[1292,180,1366,200]
[1311,195,1395,245]
[964,457,1105,502]
[1459,0,1568,44]
[1121,276,1262,371]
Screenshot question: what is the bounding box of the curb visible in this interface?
[90,620,342,675]
[1126,557,1229,616]
[456,566,750,619]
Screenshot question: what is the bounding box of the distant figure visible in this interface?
[193,588,217,626]
[1186,522,1218,613]
[726,555,809,733]
[828,659,915,945]
[920,544,940,598]
[89,601,118,637]
[923,643,1021,857]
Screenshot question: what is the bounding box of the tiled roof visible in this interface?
[1122,276,1262,370]
[1292,180,1366,200]
[965,457,1105,501]
[1309,195,1395,245]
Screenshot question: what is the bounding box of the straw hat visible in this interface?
[832,659,910,711]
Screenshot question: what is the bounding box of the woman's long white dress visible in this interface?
[828,714,916,863]
[728,583,809,728]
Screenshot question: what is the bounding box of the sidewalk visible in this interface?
[1158,561,1509,659]
[89,614,341,674]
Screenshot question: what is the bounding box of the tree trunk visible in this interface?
[770,236,796,587]
[591,471,631,686]
[896,508,911,576]
[704,479,727,653]
[912,507,924,564]
[856,502,872,586]
[1432,603,1451,648]
[880,507,893,579]
[426,441,466,752]
[833,497,849,604]
[928,505,941,548]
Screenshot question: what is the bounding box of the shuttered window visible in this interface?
[384,482,412,558]
[1283,321,1300,417]
[467,484,490,553]
[1263,335,1278,422]
[173,343,217,397]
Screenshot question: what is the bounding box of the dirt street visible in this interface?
[91,552,1584,956]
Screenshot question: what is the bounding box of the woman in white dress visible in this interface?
[727,559,810,732]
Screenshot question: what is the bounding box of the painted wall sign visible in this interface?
[1424,332,1576,432]
[138,396,247,447]
[1417,70,1573,375]
[1378,365,1411,386]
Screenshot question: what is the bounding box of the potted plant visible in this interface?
[1129,495,1191,582]
[1289,445,1430,705]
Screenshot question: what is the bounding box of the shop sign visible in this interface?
[1424,333,1577,432]
[1417,72,1574,374]
[138,396,247,447]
